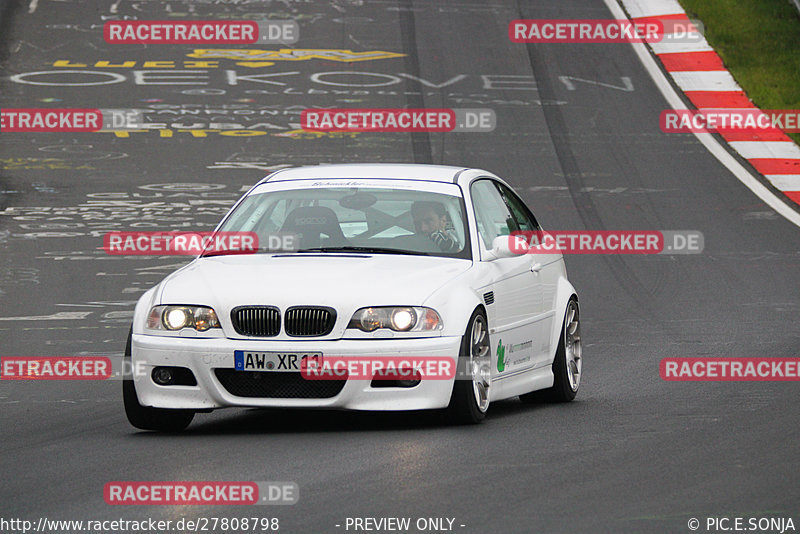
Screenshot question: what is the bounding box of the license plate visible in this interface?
[234,351,322,372]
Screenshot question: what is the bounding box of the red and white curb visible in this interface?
[619,0,800,206]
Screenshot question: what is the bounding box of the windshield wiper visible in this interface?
[296,246,427,256]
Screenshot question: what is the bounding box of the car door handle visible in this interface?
[530,262,542,273]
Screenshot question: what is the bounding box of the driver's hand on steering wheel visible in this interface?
[429,230,458,252]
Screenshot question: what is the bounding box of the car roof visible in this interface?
[260,163,472,184]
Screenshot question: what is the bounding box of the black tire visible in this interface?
[520,297,581,404]
[446,308,491,424]
[123,327,194,432]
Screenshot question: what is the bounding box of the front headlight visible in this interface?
[147,305,221,332]
[347,306,442,333]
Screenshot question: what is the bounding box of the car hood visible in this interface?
[158,253,472,310]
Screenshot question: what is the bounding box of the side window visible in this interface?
[470,179,519,248]
[496,183,540,231]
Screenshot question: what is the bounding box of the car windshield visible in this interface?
[215,182,471,259]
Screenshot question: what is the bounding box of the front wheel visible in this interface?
[123,327,194,432]
[520,297,581,403]
[446,309,492,424]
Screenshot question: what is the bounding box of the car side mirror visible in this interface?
[485,235,527,260]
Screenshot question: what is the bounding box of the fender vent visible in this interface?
[483,291,495,305]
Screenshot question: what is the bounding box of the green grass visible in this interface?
[678,0,800,143]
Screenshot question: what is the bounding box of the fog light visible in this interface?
[152,367,174,385]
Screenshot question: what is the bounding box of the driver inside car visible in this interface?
[410,201,459,252]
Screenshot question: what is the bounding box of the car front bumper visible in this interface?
[131,333,462,411]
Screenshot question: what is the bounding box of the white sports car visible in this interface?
[123,164,581,431]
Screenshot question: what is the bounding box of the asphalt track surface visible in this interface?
[1,1,800,533]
